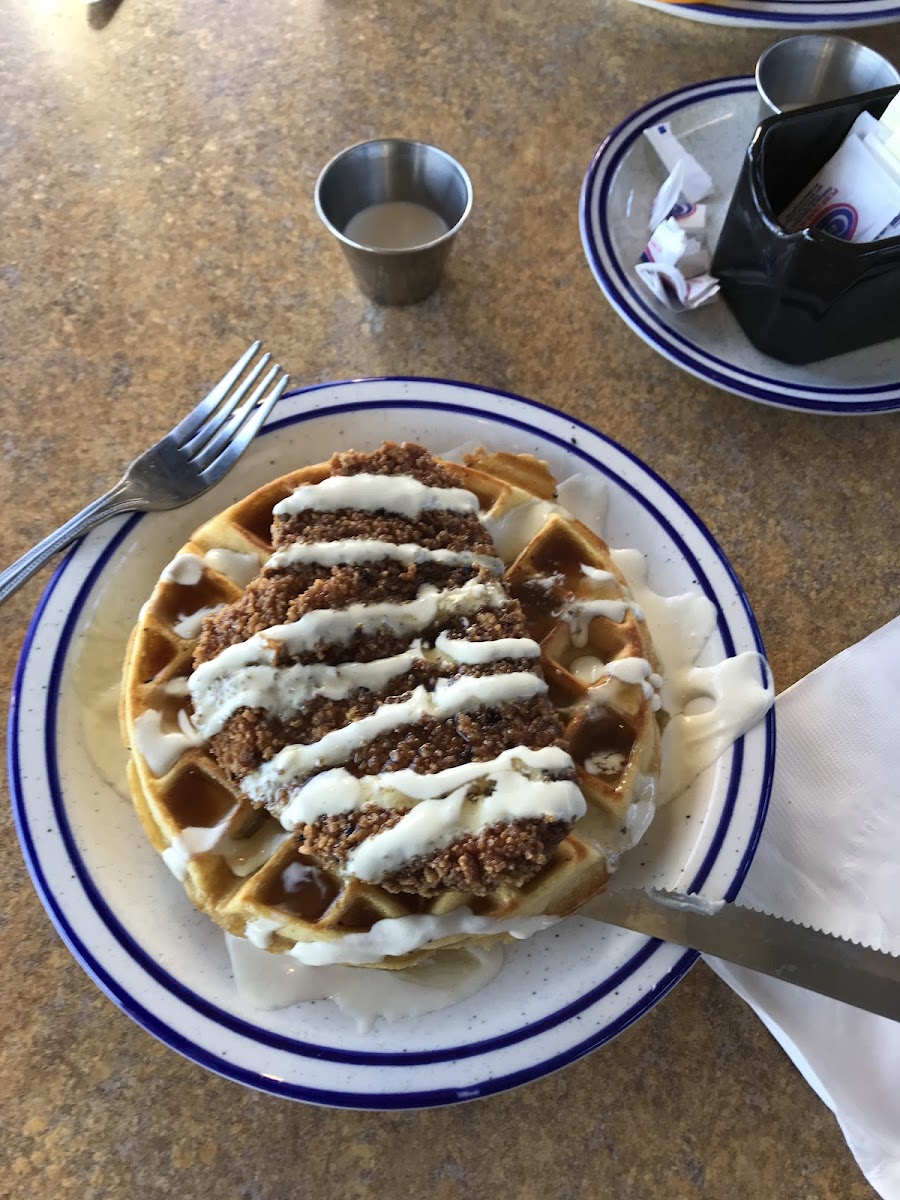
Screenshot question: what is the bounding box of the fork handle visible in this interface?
[0,479,139,606]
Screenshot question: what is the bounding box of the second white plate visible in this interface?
[580,77,900,415]
[629,0,900,28]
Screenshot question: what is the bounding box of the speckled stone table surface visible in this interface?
[1,2,899,1197]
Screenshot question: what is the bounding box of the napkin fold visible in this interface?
[705,616,900,1199]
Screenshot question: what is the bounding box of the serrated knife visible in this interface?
[590,888,900,1022]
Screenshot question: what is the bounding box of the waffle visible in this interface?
[121,444,662,968]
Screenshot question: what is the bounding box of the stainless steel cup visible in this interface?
[756,35,900,117]
[314,138,474,305]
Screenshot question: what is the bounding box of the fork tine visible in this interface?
[190,363,279,473]
[169,340,261,446]
[198,373,289,484]
[181,352,271,457]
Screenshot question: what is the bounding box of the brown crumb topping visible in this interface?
[193,441,576,896]
[300,815,569,897]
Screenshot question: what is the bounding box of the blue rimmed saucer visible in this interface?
[580,76,900,415]
[630,0,900,28]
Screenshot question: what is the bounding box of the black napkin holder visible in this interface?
[711,87,900,366]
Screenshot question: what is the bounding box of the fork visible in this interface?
[0,342,289,606]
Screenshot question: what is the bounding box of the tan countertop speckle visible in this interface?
[1,2,898,1197]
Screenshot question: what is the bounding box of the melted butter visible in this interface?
[226,937,504,1031]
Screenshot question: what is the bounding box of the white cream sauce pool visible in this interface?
[226,937,504,1030]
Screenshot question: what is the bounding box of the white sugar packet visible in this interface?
[779,127,900,242]
[634,261,719,310]
[648,160,707,231]
[643,122,713,203]
[636,162,719,312]
[706,616,900,1199]
[642,216,710,278]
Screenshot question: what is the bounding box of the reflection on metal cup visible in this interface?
[314,139,474,305]
[756,35,900,118]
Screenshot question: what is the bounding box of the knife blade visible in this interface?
[587,888,900,1022]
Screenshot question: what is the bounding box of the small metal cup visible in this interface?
[756,35,900,117]
[314,138,473,305]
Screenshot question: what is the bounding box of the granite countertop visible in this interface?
[2,1,899,1196]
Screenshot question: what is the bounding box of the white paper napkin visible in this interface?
[705,615,900,1199]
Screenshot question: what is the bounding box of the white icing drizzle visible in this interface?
[245,916,282,949]
[160,553,204,585]
[133,708,204,777]
[278,745,576,829]
[192,645,425,738]
[188,579,509,697]
[204,547,260,586]
[192,631,547,740]
[160,805,238,880]
[434,630,540,665]
[555,474,609,533]
[658,654,774,804]
[273,474,480,518]
[245,673,548,806]
[161,808,290,883]
[159,676,191,697]
[610,547,774,805]
[286,907,560,966]
[173,604,223,640]
[266,539,503,576]
[346,770,585,883]
[580,564,615,584]
[160,548,261,590]
[224,822,291,878]
[569,654,660,699]
[570,655,606,684]
[559,598,632,647]
[482,498,561,564]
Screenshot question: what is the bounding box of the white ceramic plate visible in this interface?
[630,0,900,28]
[580,76,900,415]
[9,378,775,1108]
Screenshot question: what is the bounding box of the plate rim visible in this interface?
[8,377,777,1107]
[579,75,900,415]
[631,0,900,28]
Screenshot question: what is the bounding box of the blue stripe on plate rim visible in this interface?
[579,76,900,415]
[653,0,900,25]
[8,381,777,1107]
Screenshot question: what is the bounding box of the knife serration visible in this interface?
[589,888,900,1022]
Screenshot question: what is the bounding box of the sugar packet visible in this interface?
[643,124,713,204]
[635,160,719,312]
[635,262,719,310]
[778,132,900,242]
